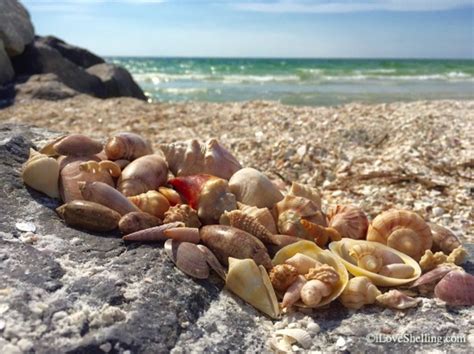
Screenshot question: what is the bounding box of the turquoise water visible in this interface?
[109,58,474,105]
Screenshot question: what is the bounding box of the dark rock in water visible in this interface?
[87,63,147,100]
[14,73,78,101]
[0,123,472,353]
[0,0,35,57]
[37,36,105,69]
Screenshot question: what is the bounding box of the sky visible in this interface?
[22,0,474,58]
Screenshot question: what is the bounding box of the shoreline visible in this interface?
[1,97,472,243]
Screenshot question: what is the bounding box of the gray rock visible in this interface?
[0,0,35,56]
[14,74,78,101]
[0,124,472,353]
[37,36,105,69]
[87,63,147,100]
[0,39,14,85]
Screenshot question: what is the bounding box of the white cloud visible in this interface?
[233,0,474,13]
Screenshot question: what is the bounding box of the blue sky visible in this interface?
[22,0,474,58]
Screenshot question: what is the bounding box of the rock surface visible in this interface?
[14,74,79,101]
[0,124,472,353]
[0,0,35,56]
[0,40,14,85]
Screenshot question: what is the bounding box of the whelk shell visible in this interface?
[237,202,277,234]
[128,190,170,219]
[269,264,299,292]
[326,205,368,240]
[105,132,152,161]
[53,134,102,156]
[225,257,280,319]
[219,210,277,245]
[22,148,60,199]
[118,211,162,235]
[163,204,201,228]
[367,209,432,261]
[339,276,381,310]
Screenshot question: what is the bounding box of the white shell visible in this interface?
[274,329,312,349]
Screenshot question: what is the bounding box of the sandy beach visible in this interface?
[1,96,472,242]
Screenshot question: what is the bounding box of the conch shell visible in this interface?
[22,148,60,199]
[163,204,201,228]
[53,134,102,156]
[226,257,280,319]
[160,138,241,180]
[367,210,432,261]
[339,276,381,310]
[105,132,152,161]
[326,205,368,240]
[329,239,421,286]
[219,210,277,245]
[288,182,321,209]
[118,154,168,197]
[237,202,277,234]
[229,167,283,208]
[128,190,170,219]
[428,222,462,254]
[272,240,348,308]
[169,174,236,224]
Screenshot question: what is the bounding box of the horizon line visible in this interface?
[102,55,474,60]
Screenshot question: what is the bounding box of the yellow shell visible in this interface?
[226,257,280,319]
[272,240,348,308]
[128,190,170,219]
[329,239,421,286]
[22,148,60,199]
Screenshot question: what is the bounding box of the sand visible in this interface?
[0,96,472,242]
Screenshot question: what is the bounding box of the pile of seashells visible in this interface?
[22,132,473,319]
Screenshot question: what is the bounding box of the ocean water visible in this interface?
[109,58,474,106]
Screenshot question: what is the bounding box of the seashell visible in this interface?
[229,167,283,208]
[269,264,299,291]
[164,239,209,279]
[53,134,102,156]
[300,219,341,247]
[410,264,457,288]
[288,182,322,209]
[367,210,432,261]
[39,135,67,156]
[434,269,474,306]
[419,250,448,272]
[22,148,60,199]
[305,264,340,286]
[169,174,236,224]
[79,181,139,216]
[118,154,168,197]
[225,257,280,319]
[300,279,332,307]
[60,158,114,203]
[273,240,348,308]
[56,200,121,232]
[219,210,277,245]
[196,244,227,280]
[163,204,201,228]
[105,132,152,161]
[272,329,312,350]
[114,159,130,169]
[160,138,241,180]
[118,212,162,235]
[285,253,321,275]
[281,275,306,309]
[326,205,368,240]
[200,225,273,270]
[428,222,462,254]
[376,290,421,310]
[446,245,467,265]
[270,234,300,249]
[79,160,121,178]
[128,190,170,219]
[57,154,100,171]
[348,243,384,273]
[378,264,415,279]
[163,227,200,243]
[237,202,277,234]
[339,276,381,310]
[122,222,183,242]
[158,186,182,206]
[329,239,421,286]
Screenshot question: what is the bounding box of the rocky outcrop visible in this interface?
[87,63,147,100]
[14,74,78,101]
[0,0,35,57]
[0,40,14,84]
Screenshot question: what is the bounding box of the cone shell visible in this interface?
[160,138,241,180]
[339,276,381,310]
[329,239,421,286]
[367,210,432,261]
[327,205,368,240]
[128,190,170,219]
[428,223,462,254]
[237,202,277,234]
[22,148,60,199]
[226,257,280,319]
[272,240,348,308]
[118,154,168,197]
[229,167,283,209]
[118,212,162,235]
[53,134,102,156]
[105,132,152,161]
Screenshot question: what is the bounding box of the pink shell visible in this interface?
[434,270,474,306]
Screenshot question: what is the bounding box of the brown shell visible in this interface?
[53,134,103,156]
[128,190,170,219]
[118,212,162,235]
[288,182,322,210]
[269,264,299,292]
[428,223,462,254]
[237,202,278,234]
[327,205,368,240]
[219,210,276,245]
[105,132,152,161]
[164,239,209,279]
[163,204,201,228]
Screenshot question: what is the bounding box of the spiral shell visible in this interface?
[288,182,322,209]
[237,202,277,234]
[118,154,168,197]
[300,219,341,247]
[269,264,299,292]
[163,204,201,228]
[348,243,384,273]
[285,253,321,275]
[219,210,276,245]
[339,276,381,310]
[53,134,102,156]
[128,190,170,219]
[229,167,283,208]
[326,205,368,240]
[105,132,152,161]
[428,223,462,254]
[367,210,432,261]
[305,264,340,286]
[160,138,241,180]
[22,148,60,199]
[79,160,121,178]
